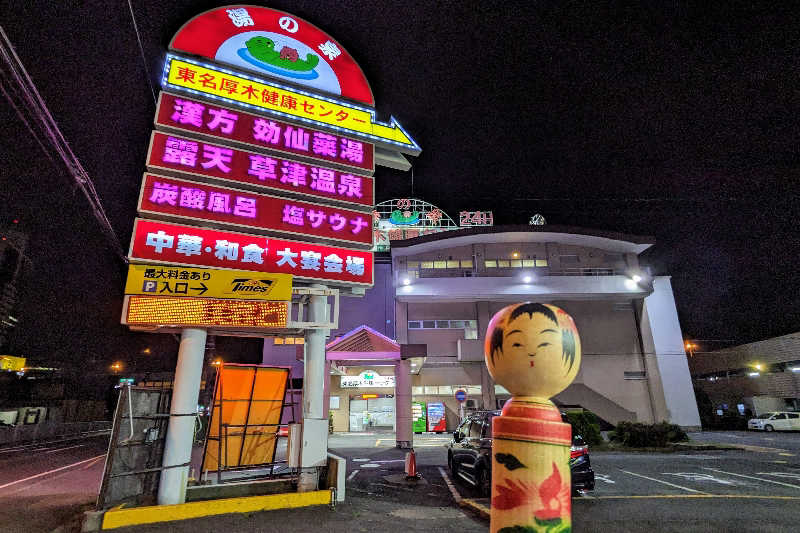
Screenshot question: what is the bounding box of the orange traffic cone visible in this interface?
[405,448,419,480]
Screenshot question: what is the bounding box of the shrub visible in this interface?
[611,421,688,448]
[564,410,603,446]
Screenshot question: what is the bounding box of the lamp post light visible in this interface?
[111,362,123,374]
[684,341,697,357]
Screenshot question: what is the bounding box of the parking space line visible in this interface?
[620,470,708,494]
[702,468,800,489]
[574,494,800,501]
[438,466,463,504]
[42,444,85,454]
[347,470,360,481]
[778,453,795,457]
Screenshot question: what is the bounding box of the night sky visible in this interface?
[0,2,797,371]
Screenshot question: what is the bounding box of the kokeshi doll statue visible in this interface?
[485,303,581,533]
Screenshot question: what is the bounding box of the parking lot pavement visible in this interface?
[441,447,800,532]
[688,430,800,453]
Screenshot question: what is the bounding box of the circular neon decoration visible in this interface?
[170,5,374,105]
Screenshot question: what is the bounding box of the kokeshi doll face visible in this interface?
[485,303,581,399]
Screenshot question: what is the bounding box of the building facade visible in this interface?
[263,225,702,435]
[690,332,800,418]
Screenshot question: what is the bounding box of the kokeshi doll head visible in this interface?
[485,303,581,399]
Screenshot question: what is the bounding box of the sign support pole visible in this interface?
[158,327,207,505]
[298,285,329,492]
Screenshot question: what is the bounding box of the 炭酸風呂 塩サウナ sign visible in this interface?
[124,264,293,301]
[138,173,372,248]
[128,218,373,287]
[156,92,374,174]
[146,131,374,209]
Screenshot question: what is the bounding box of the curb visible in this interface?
[98,489,333,530]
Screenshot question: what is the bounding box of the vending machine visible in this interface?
[412,401,427,433]
[426,401,447,433]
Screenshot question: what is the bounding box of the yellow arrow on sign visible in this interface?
[161,54,421,155]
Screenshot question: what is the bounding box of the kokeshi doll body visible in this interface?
[485,303,581,533]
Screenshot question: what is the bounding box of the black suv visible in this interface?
[447,410,595,495]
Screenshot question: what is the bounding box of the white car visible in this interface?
[747,411,800,432]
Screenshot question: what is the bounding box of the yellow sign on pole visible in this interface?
[162,54,421,155]
[125,265,292,301]
[0,355,26,371]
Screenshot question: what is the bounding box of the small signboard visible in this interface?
[455,389,467,403]
[124,264,292,301]
[459,211,494,227]
[146,132,374,209]
[138,174,372,247]
[128,218,374,287]
[156,93,375,173]
[0,355,26,372]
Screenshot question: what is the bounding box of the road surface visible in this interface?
[0,435,109,533]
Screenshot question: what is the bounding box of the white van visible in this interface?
[747,412,800,432]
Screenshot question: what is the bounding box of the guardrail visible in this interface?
[0,420,112,445]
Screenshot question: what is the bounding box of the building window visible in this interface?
[424,386,438,395]
[274,337,304,345]
[422,320,436,328]
[433,260,447,269]
[407,261,420,268]
[484,260,497,268]
[461,259,473,268]
[497,260,510,267]
[408,321,421,329]
[522,259,535,267]
[421,261,434,269]
[412,386,424,395]
[536,259,548,267]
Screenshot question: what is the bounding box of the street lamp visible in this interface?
[211,359,223,367]
[111,361,123,373]
[684,341,697,357]
[142,347,151,355]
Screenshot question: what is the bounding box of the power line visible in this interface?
[0,25,126,262]
[126,0,156,106]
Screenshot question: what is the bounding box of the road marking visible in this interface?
[372,459,405,464]
[347,470,360,481]
[756,472,800,481]
[702,468,800,489]
[573,494,800,501]
[594,474,615,484]
[42,444,86,454]
[352,458,370,462]
[773,460,788,464]
[438,467,462,504]
[361,463,379,468]
[0,454,106,490]
[778,452,795,457]
[620,470,707,494]
[662,473,736,485]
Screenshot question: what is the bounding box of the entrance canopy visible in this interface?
[326,325,400,365]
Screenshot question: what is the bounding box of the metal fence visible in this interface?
[0,420,112,445]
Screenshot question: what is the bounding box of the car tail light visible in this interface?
[570,444,588,458]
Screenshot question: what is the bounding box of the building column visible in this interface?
[323,360,331,421]
[395,359,413,449]
[298,285,330,492]
[639,277,702,429]
[158,328,206,505]
[480,364,497,410]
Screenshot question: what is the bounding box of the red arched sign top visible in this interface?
[169,5,374,106]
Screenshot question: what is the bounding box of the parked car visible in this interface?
[747,412,800,432]
[447,410,595,496]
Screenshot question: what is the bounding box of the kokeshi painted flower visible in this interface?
[484,303,582,533]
